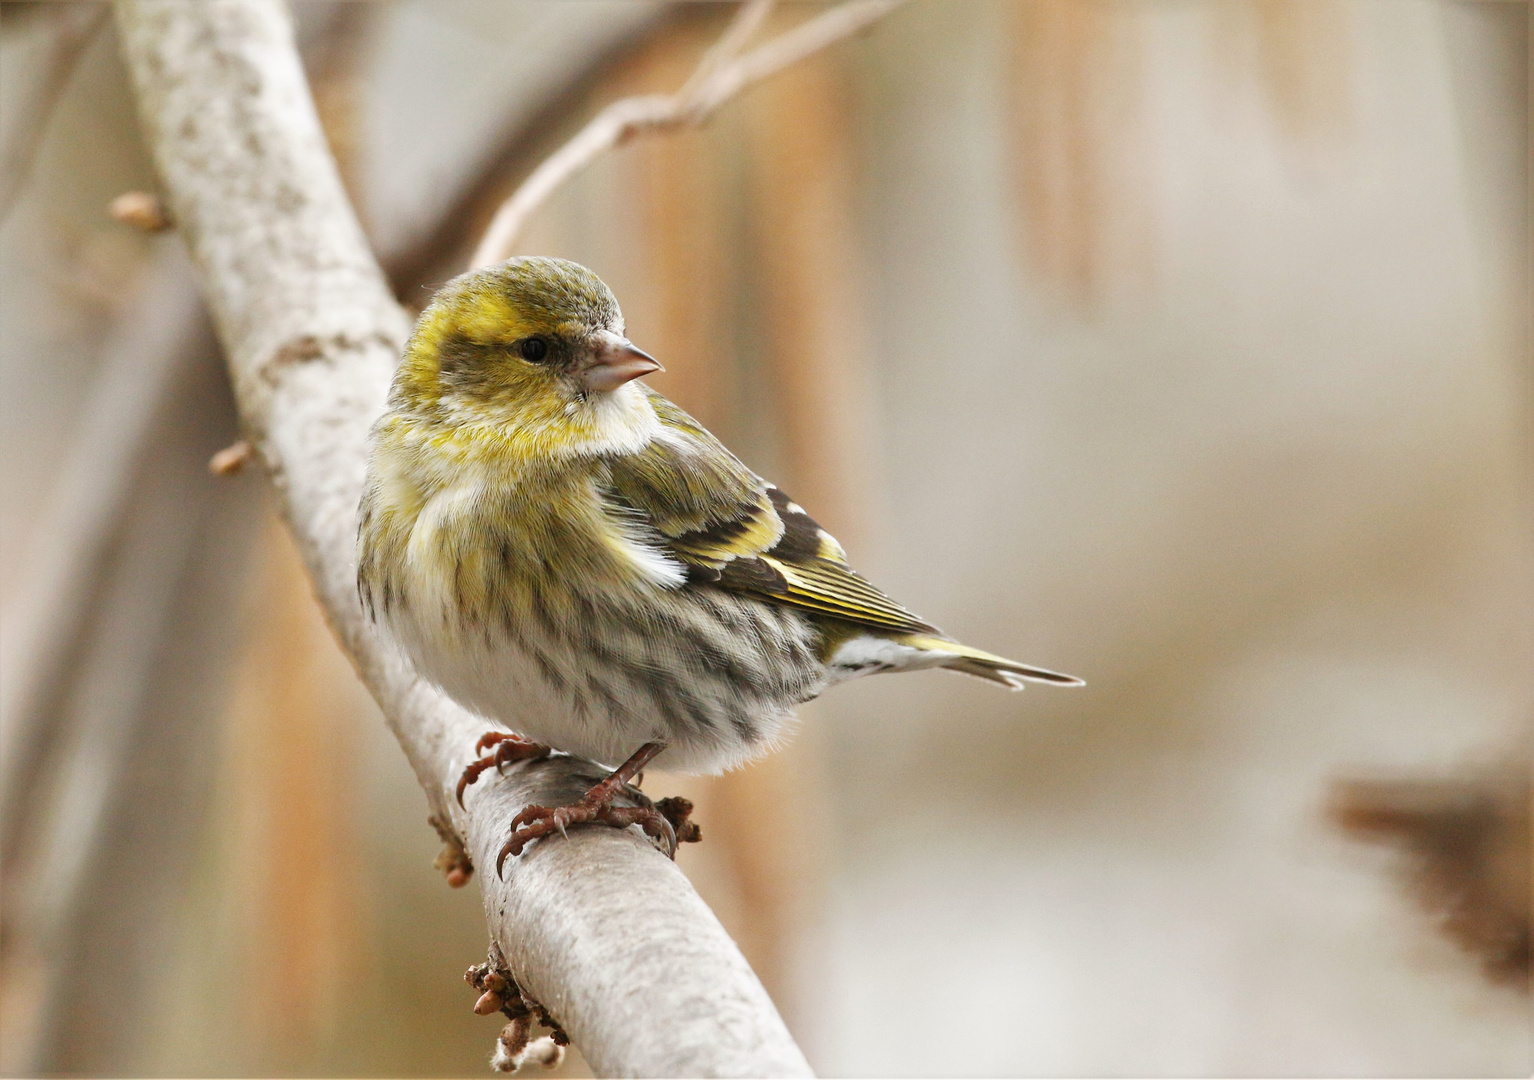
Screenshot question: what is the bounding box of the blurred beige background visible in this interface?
[1,1,1527,1076]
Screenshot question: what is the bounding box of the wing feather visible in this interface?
[604,389,934,634]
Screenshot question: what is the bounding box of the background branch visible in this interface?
[469,0,905,269]
[0,257,203,865]
[112,1,810,1075]
[0,2,107,222]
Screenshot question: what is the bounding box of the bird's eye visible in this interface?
[518,336,549,363]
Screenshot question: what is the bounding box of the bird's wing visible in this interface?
[603,390,935,634]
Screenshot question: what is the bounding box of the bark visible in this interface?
[113,2,811,1075]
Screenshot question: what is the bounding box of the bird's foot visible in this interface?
[493,741,702,874]
[497,791,678,874]
[457,731,551,807]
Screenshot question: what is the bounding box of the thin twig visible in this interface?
[468,0,905,269]
[679,0,775,98]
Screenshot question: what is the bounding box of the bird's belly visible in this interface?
[381,577,828,774]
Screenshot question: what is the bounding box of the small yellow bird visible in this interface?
[358,257,1081,871]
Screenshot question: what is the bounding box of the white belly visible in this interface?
[380,575,827,775]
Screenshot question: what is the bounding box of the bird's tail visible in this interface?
[901,635,1085,691]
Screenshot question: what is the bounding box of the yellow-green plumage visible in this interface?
[358,257,1080,774]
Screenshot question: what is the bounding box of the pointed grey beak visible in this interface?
[581,337,662,393]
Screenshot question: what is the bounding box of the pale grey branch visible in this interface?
[112,1,810,1075]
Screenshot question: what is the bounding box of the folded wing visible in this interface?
[604,390,935,634]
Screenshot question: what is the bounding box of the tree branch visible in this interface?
[112,1,810,1075]
[469,0,906,269]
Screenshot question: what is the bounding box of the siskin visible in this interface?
[358,257,1081,869]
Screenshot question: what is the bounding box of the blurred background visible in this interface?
[1,1,1528,1075]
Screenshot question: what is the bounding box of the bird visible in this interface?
[357,256,1082,872]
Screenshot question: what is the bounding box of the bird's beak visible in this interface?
[580,337,663,393]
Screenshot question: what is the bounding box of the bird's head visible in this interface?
[392,257,663,455]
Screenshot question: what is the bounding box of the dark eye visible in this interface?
[518,336,549,363]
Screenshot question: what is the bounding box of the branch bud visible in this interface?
[109,190,173,232]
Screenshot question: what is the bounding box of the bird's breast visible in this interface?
[363,452,685,636]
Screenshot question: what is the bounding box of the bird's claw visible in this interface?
[496,795,682,876]
[456,731,551,808]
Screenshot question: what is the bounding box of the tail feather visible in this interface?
[902,635,1085,690]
